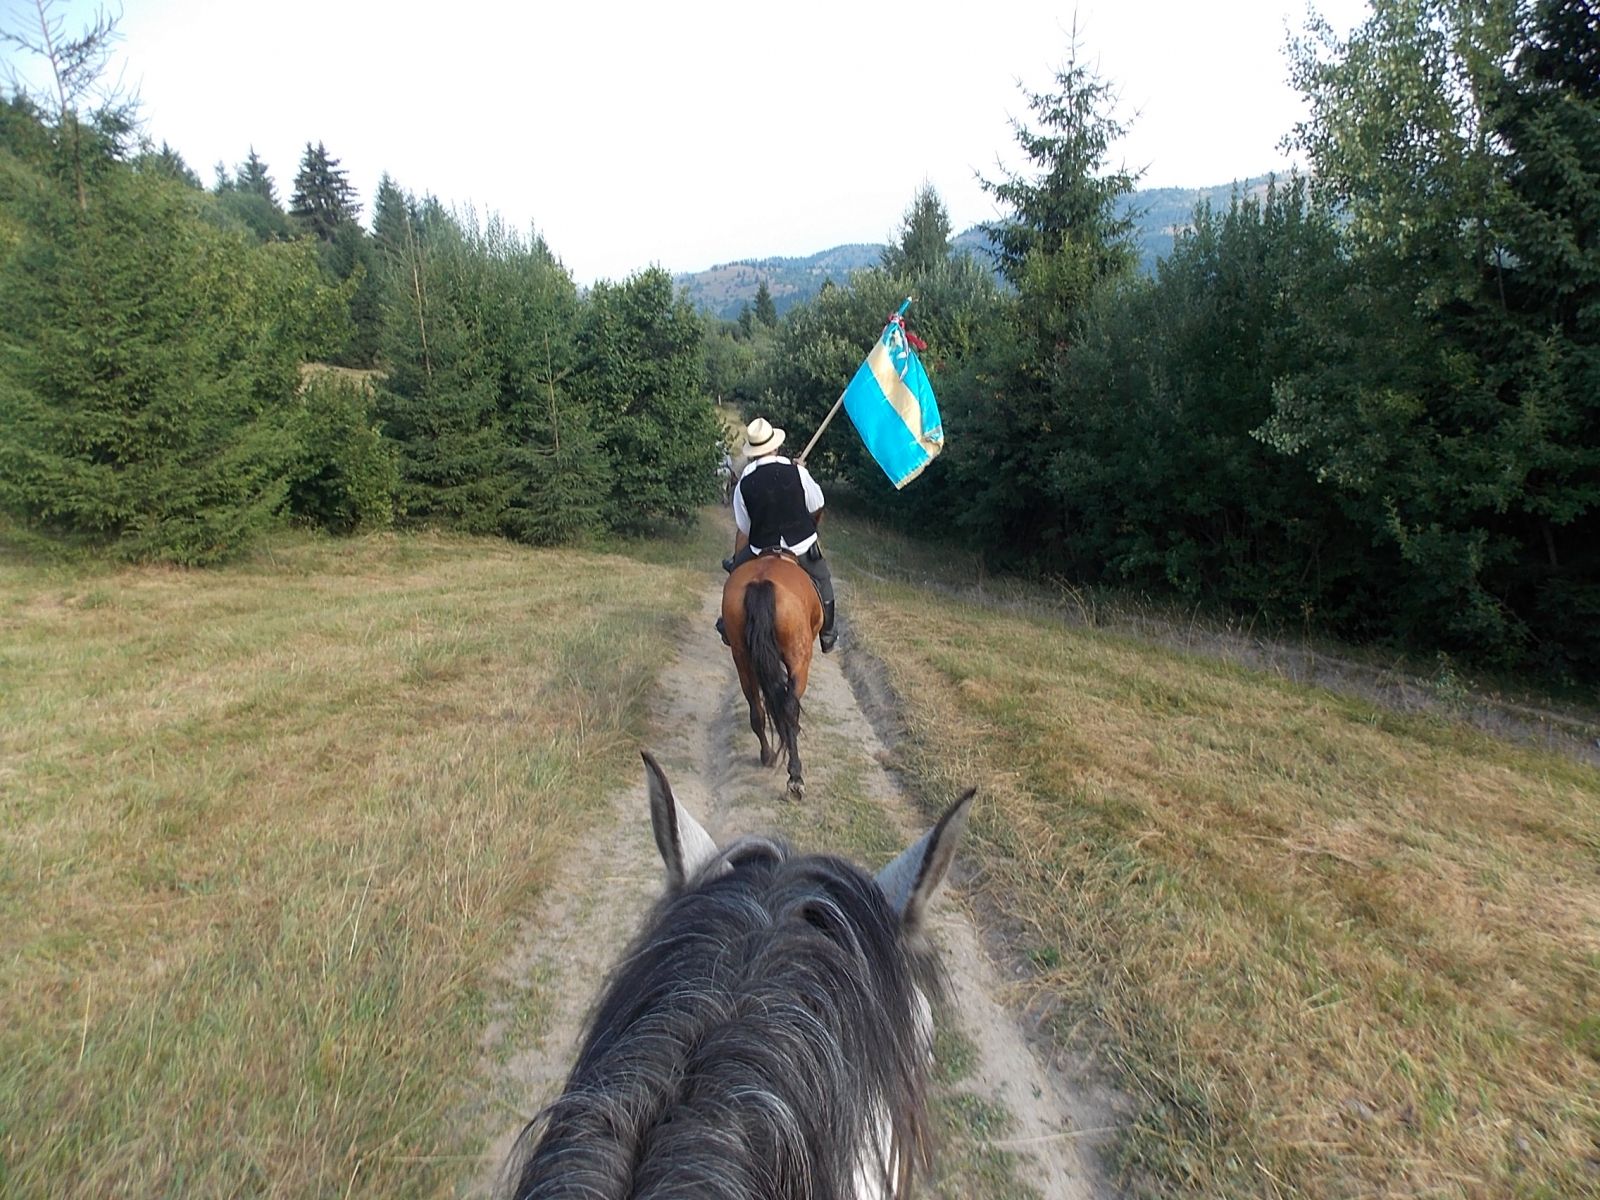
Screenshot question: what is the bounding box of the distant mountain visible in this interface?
[1127,175,1277,273]
[675,245,881,322]
[675,175,1280,320]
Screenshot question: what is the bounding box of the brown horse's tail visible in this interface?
[744,579,801,762]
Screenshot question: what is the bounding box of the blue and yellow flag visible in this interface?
[841,299,942,489]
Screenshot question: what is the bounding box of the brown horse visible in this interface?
[721,551,822,797]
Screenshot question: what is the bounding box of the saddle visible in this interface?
[722,548,825,603]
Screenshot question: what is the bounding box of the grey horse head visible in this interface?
[506,752,974,1199]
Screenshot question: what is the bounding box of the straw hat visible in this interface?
[744,418,786,457]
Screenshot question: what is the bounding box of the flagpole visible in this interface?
[794,298,913,468]
[794,391,845,468]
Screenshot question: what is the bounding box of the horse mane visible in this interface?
[506,835,944,1200]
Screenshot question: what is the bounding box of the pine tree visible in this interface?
[237,147,277,204]
[141,140,200,188]
[577,268,718,528]
[289,141,358,243]
[754,280,778,328]
[0,127,350,562]
[979,33,1140,295]
[957,34,1142,560]
[881,183,952,276]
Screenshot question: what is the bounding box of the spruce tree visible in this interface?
[979,34,1140,295]
[577,268,718,528]
[289,141,358,243]
[881,183,953,276]
[959,34,1142,560]
[753,280,778,328]
[237,147,277,204]
[0,121,350,562]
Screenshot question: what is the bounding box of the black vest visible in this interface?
[740,461,816,548]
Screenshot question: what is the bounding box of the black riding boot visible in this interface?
[819,600,837,653]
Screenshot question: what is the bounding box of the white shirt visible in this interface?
[733,455,825,555]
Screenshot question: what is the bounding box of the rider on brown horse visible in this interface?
[716,417,837,653]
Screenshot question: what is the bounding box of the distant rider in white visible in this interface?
[717,417,837,652]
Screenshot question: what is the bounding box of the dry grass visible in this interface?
[832,519,1600,1199]
[0,530,704,1197]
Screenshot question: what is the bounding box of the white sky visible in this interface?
[7,0,1372,285]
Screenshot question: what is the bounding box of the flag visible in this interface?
[840,299,943,489]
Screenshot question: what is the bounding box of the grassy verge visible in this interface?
[822,502,1600,761]
[829,516,1600,1199]
[0,528,706,1197]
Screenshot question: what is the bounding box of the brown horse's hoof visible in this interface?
[787,778,805,800]
[760,749,777,768]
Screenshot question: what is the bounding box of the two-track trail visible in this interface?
[471,584,1120,1199]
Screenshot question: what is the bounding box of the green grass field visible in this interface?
[5,510,1596,1198]
[828,515,1600,1199]
[0,529,710,1197]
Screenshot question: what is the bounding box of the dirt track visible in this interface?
[474,584,1120,1199]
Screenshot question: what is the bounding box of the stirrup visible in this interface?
[715,615,729,647]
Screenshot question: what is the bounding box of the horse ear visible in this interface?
[643,751,719,889]
[875,788,976,933]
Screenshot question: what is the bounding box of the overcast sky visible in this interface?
[8,0,1372,284]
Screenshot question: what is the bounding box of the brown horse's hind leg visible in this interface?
[781,628,813,800]
[751,696,776,768]
[734,656,775,767]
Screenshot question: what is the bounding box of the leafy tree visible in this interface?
[1042,179,1374,621]
[289,141,358,243]
[1474,0,1600,671]
[1263,0,1598,667]
[702,317,766,407]
[760,243,998,526]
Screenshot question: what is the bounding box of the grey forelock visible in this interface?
[508,840,943,1200]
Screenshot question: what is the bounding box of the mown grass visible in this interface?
[0,529,706,1197]
[829,516,1600,1199]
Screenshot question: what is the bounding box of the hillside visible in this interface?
[674,244,882,321]
[676,174,1280,320]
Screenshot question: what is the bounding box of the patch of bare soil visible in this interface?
[469,586,1119,1199]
